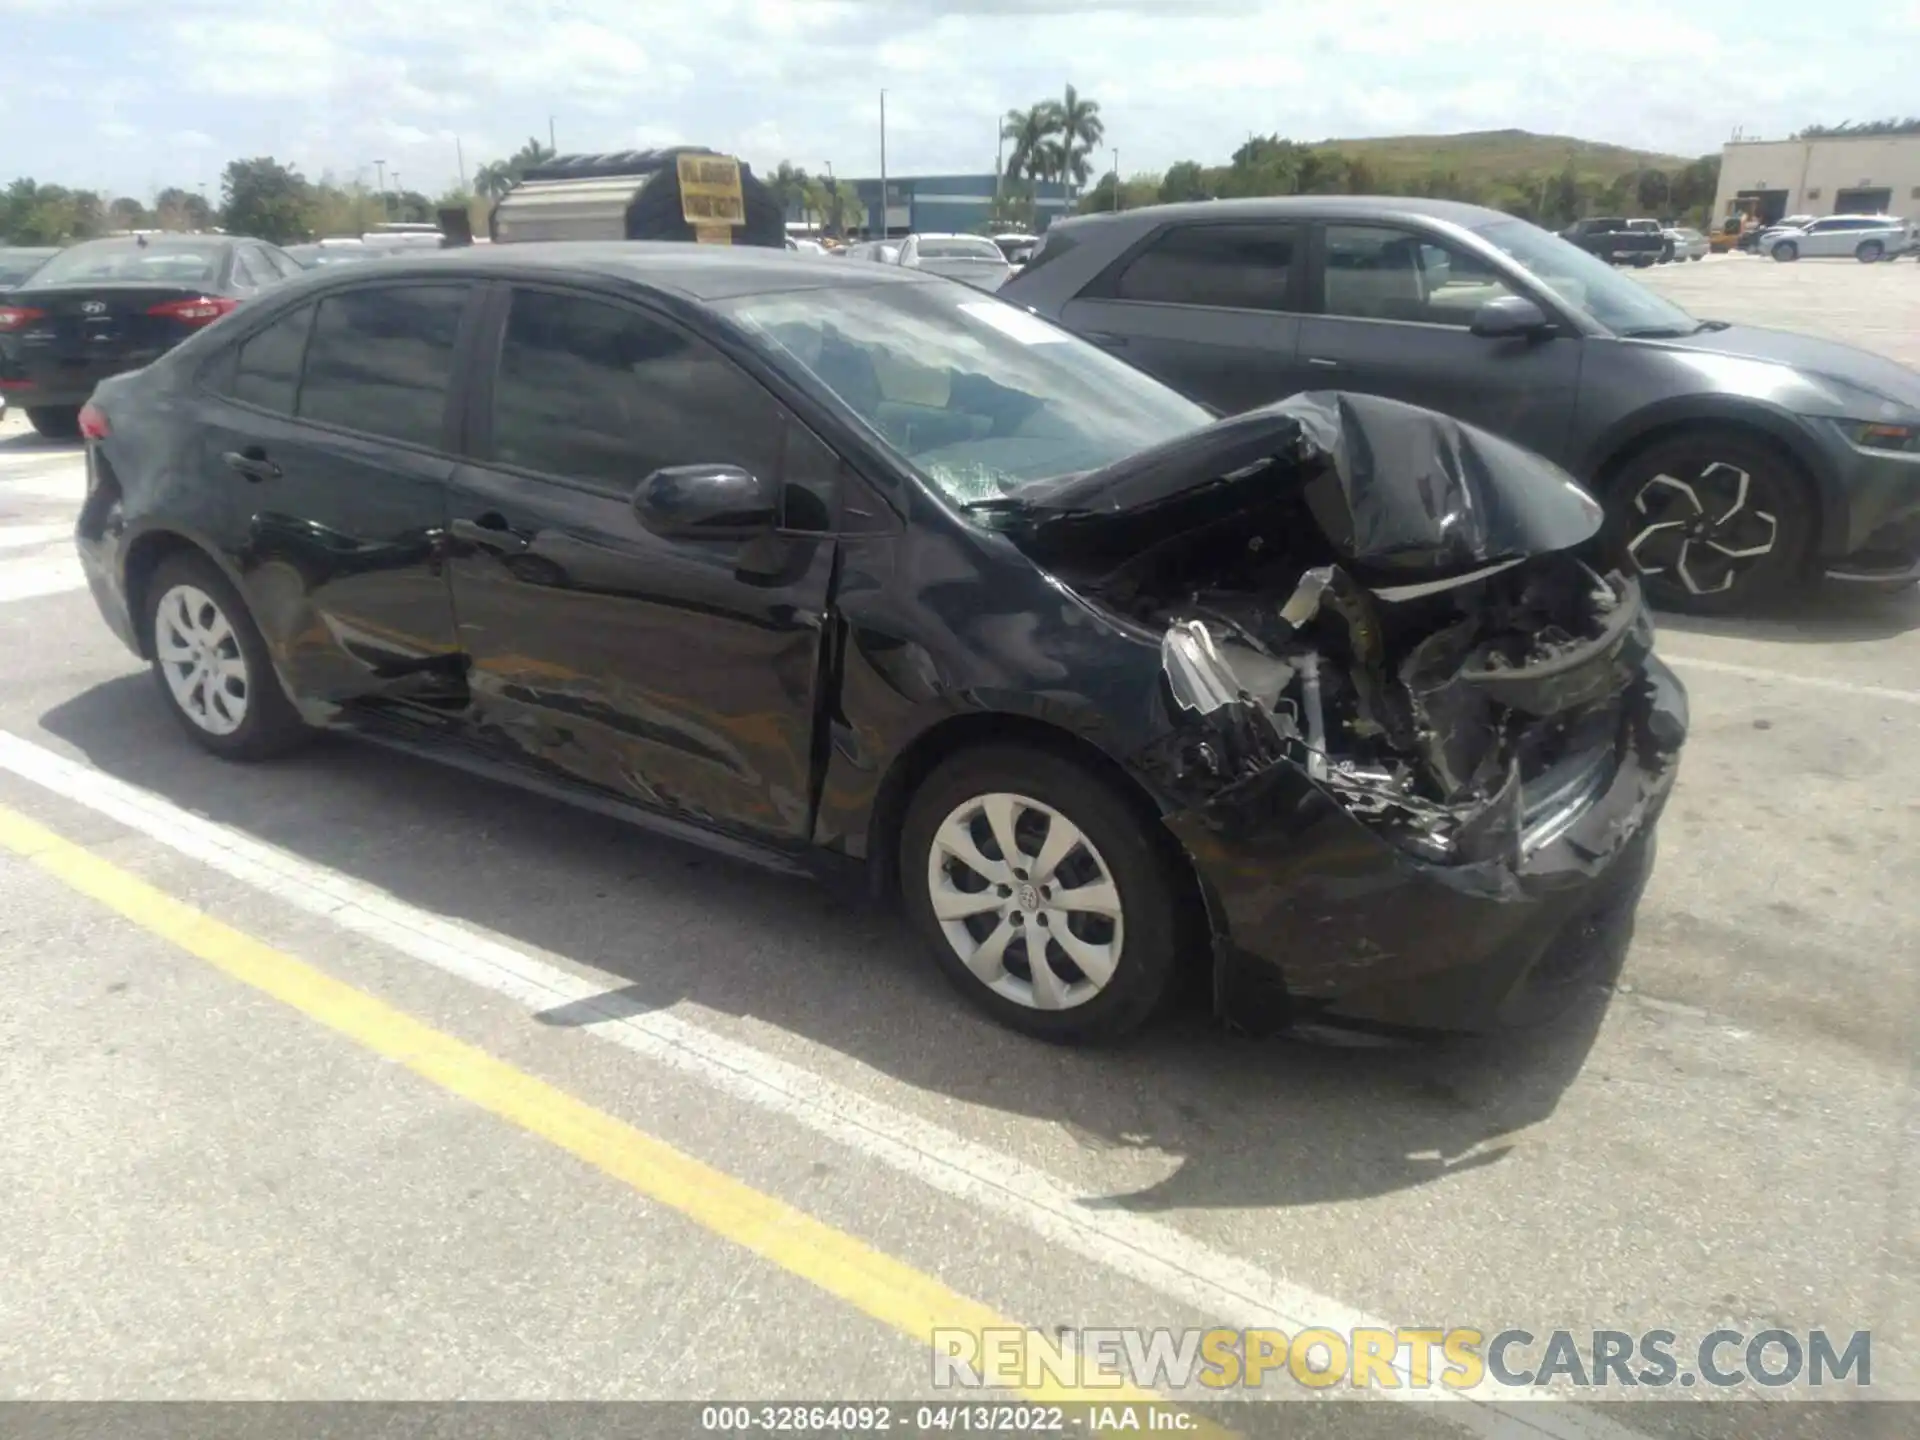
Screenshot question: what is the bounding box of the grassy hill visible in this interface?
[1318,128,1695,184]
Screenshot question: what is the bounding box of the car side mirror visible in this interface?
[633,464,778,540]
[1470,295,1553,339]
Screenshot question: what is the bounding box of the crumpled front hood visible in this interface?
[1014,391,1604,576]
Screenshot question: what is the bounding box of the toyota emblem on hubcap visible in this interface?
[1017,883,1040,911]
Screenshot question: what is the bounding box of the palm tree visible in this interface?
[1000,105,1053,186]
[767,162,813,223]
[473,161,515,201]
[1054,85,1105,191]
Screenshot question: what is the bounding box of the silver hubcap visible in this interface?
[1627,464,1778,596]
[926,791,1124,1012]
[155,583,250,735]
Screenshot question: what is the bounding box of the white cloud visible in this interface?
[5,0,1917,194]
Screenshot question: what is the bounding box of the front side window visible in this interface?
[296,284,468,448]
[1472,218,1697,337]
[227,303,314,414]
[1102,223,1299,312]
[488,288,785,490]
[720,282,1210,505]
[1319,225,1518,327]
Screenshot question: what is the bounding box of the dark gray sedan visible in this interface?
[1002,197,1920,611]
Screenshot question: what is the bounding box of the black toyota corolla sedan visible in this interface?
[71,244,1686,1043]
[0,233,300,437]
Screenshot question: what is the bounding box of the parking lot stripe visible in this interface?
[1662,653,1920,706]
[0,799,1196,1424]
[0,731,1642,1439]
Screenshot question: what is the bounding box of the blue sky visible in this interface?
[2,0,1915,200]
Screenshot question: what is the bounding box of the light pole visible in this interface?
[1113,149,1121,211]
[824,160,836,237]
[878,89,889,240]
[373,159,386,203]
[548,115,557,152]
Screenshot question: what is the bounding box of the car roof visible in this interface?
[1051,195,1516,236]
[60,233,235,252]
[304,240,941,301]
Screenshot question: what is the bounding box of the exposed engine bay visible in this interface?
[998,391,1654,874]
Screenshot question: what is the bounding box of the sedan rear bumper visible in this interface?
[1164,655,1687,1036]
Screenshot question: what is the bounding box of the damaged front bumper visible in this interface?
[1142,591,1688,1037]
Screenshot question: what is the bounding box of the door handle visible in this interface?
[222,447,281,482]
[1084,331,1130,349]
[1306,356,1344,370]
[450,514,532,555]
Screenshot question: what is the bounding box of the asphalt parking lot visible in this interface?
[0,257,1914,1434]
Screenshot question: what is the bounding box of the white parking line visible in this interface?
[1662,653,1920,706]
[0,729,1640,1439]
[0,523,75,551]
[0,556,85,603]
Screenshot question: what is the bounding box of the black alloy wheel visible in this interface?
[1606,432,1814,614]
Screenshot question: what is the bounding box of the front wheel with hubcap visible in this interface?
[1604,433,1814,613]
[901,745,1185,1043]
[145,551,311,759]
[1772,240,1798,262]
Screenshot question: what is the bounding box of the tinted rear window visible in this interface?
[1099,222,1299,311]
[296,284,468,448]
[918,238,1003,260]
[26,242,224,287]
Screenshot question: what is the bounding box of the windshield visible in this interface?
[917,238,1004,261]
[26,241,223,287]
[1473,218,1696,336]
[720,281,1210,503]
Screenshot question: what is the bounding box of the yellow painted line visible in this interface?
[0,803,1224,1433]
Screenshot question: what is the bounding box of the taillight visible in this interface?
[78,401,110,440]
[0,305,46,332]
[147,296,240,326]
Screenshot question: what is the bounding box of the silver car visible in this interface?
[1662,226,1710,262]
[1767,214,1914,263]
[896,233,1013,291]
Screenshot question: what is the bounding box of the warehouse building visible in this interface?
[1713,133,1920,225]
[840,174,1073,238]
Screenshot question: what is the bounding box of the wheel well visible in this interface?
[121,531,205,658]
[1590,417,1825,560]
[865,711,1211,938]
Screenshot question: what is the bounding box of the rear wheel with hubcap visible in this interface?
[900,745,1185,1043]
[144,551,311,759]
[1857,240,1884,263]
[1605,432,1814,613]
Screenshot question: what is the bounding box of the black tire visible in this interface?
[1690,253,1704,261]
[1856,240,1884,263]
[900,744,1185,1043]
[1601,431,1816,615]
[1772,240,1798,262]
[144,550,312,760]
[26,406,80,439]
[1632,255,1654,268]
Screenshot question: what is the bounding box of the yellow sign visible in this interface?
[692,224,735,246]
[678,153,745,228]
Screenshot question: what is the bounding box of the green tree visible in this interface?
[154,186,213,231]
[473,161,515,201]
[805,177,864,238]
[107,196,150,231]
[1053,85,1105,190]
[767,161,813,221]
[1633,169,1671,213]
[1158,160,1210,203]
[221,157,313,244]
